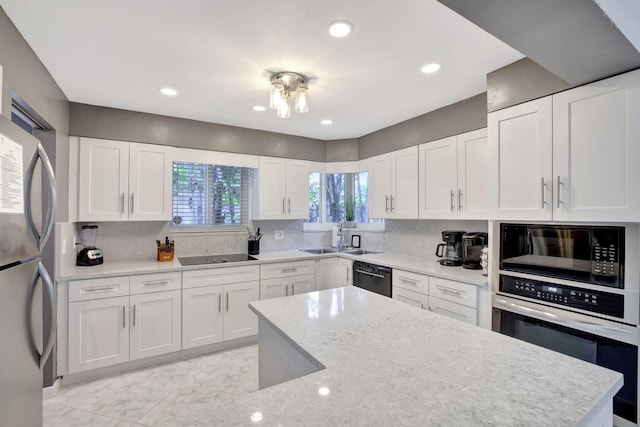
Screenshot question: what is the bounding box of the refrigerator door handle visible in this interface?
[27,262,56,369]
[24,143,57,251]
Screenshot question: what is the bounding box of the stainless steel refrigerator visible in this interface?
[0,115,56,426]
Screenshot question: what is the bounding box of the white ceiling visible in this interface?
[0,0,523,140]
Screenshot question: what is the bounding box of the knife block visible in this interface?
[157,244,175,262]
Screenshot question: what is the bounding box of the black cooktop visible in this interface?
[178,253,257,266]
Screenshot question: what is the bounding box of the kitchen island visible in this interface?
[175,287,622,426]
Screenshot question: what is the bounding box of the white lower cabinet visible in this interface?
[68,271,182,373]
[337,258,353,287]
[182,266,260,349]
[260,260,315,299]
[316,258,338,291]
[392,269,478,326]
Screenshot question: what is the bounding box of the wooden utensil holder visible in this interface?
[157,244,175,262]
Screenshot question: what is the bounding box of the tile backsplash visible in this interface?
[57,219,488,271]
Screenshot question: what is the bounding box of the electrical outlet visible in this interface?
[274,230,284,240]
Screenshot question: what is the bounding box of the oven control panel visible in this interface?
[499,275,624,318]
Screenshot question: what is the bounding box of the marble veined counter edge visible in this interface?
[57,250,488,286]
[173,287,622,426]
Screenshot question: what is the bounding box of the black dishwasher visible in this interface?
[352,261,392,297]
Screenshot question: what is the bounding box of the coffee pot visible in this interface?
[435,230,465,266]
[462,232,488,270]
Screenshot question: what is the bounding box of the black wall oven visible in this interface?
[494,223,639,426]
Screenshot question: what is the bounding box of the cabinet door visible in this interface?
[457,128,488,219]
[418,136,457,219]
[285,159,311,219]
[290,274,315,295]
[390,146,418,218]
[78,138,129,221]
[488,97,553,221]
[368,154,391,219]
[129,290,181,361]
[260,277,288,299]
[68,296,129,373]
[224,281,259,340]
[337,258,353,287]
[552,70,640,222]
[428,296,477,326]
[316,258,338,291]
[182,286,224,349]
[128,143,173,221]
[257,157,287,219]
[393,286,429,310]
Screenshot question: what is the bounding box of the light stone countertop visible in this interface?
[57,250,488,286]
[175,287,622,426]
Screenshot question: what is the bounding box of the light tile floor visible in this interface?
[44,344,259,427]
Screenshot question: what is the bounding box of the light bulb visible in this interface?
[294,84,309,113]
[276,94,291,118]
[269,82,284,109]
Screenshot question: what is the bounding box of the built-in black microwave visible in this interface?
[500,224,624,288]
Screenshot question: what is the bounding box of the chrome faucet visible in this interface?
[338,223,347,251]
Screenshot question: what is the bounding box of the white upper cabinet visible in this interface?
[489,68,640,222]
[78,138,173,221]
[255,157,310,219]
[488,97,553,221]
[419,129,488,219]
[552,69,640,222]
[369,146,418,219]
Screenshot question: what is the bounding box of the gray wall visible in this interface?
[325,138,359,162]
[358,93,487,159]
[0,7,70,222]
[486,58,573,112]
[70,103,327,162]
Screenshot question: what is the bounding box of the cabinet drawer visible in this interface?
[69,276,130,302]
[428,277,477,308]
[183,265,260,289]
[260,260,315,279]
[393,269,429,294]
[428,296,477,326]
[130,271,181,295]
[394,286,429,310]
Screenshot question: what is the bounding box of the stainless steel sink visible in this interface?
[300,248,383,255]
[178,253,257,266]
[300,248,339,254]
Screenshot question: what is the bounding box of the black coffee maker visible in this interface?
[435,230,465,266]
[462,232,488,269]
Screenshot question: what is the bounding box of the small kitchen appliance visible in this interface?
[76,224,103,266]
[462,232,488,270]
[435,230,465,266]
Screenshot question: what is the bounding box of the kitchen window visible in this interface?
[305,171,383,230]
[172,161,253,230]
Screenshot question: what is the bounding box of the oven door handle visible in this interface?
[495,298,633,335]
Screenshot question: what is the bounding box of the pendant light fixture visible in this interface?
[269,72,309,118]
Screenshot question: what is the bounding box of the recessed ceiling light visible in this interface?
[329,20,353,38]
[321,119,333,125]
[421,63,441,74]
[160,87,178,96]
[253,105,266,112]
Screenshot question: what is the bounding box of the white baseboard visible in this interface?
[43,378,61,400]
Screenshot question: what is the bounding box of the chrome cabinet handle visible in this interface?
[282,198,285,214]
[288,198,291,213]
[120,193,125,214]
[285,284,289,296]
[385,195,389,212]
[143,281,169,287]
[218,293,222,313]
[226,293,229,311]
[130,193,134,213]
[346,267,350,282]
[84,286,116,293]
[450,190,455,212]
[556,176,561,208]
[123,306,126,329]
[24,143,57,251]
[400,278,417,286]
[133,304,136,327]
[458,189,462,211]
[540,177,547,208]
[390,195,394,213]
[282,267,298,273]
[438,286,462,296]
[291,283,295,294]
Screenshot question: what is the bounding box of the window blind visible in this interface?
[172,161,253,229]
